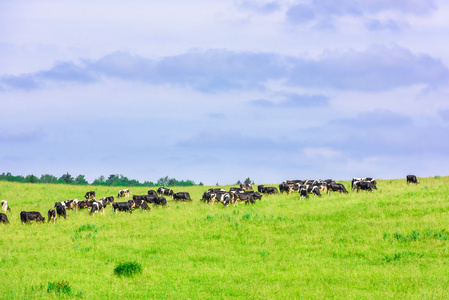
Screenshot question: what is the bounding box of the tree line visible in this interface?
[0,172,199,187]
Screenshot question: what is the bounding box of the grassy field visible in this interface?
[1,177,448,299]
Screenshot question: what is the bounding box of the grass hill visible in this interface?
[0,176,448,299]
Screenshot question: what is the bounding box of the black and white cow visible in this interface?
[240,183,253,191]
[352,177,377,190]
[20,211,45,224]
[299,186,309,199]
[227,192,255,206]
[0,213,9,224]
[90,201,104,215]
[258,185,265,193]
[54,203,67,219]
[147,196,167,206]
[1,200,11,213]
[112,202,133,213]
[354,181,373,192]
[99,196,114,206]
[61,199,79,210]
[76,200,94,210]
[118,189,130,198]
[128,200,150,210]
[279,182,290,194]
[262,186,279,195]
[47,209,56,223]
[326,183,348,194]
[208,188,227,193]
[157,187,174,197]
[210,192,232,205]
[406,175,418,185]
[84,191,95,200]
[173,192,192,201]
[307,185,322,197]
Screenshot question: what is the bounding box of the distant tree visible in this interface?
[199,182,204,186]
[40,174,58,183]
[59,172,74,184]
[25,174,39,183]
[244,177,252,185]
[75,174,89,185]
[236,180,242,185]
[92,175,106,186]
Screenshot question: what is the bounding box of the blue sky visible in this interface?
[1,0,448,185]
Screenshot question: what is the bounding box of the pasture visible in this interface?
[1,177,449,299]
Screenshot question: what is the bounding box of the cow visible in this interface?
[76,200,93,210]
[157,187,174,197]
[240,183,253,191]
[0,213,9,224]
[112,202,133,213]
[99,196,114,206]
[128,200,150,210]
[299,186,309,199]
[20,211,45,224]
[90,201,104,215]
[1,200,11,213]
[208,188,226,193]
[173,192,192,201]
[407,175,418,185]
[146,196,167,206]
[354,181,373,192]
[262,186,278,195]
[210,192,232,205]
[308,185,322,197]
[54,203,67,219]
[352,177,377,190]
[229,187,245,193]
[202,191,212,203]
[286,180,304,185]
[247,191,262,200]
[84,191,95,199]
[133,195,150,202]
[258,185,265,193]
[118,189,130,198]
[326,183,348,194]
[230,192,256,206]
[148,190,158,197]
[279,182,290,194]
[47,209,56,223]
[61,199,78,210]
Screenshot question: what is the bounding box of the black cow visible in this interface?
[20,211,45,224]
[208,188,227,193]
[112,202,133,213]
[173,192,192,201]
[47,209,56,223]
[202,191,212,203]
[230,192,256,206]
[0,213,9,224]
[145,196,167,206]
[247,191,262,200]
[355,181,373,192]
[148,190,158,197]
[76,200,94,210]
[262,186,278,195]
[279,183,290,194]
[286,180,304,185]
[133,195,150,201]
[118,189,130,198]
[352,177,377,190]
[84,191,95,199]
[1,200,11,213]
[257,185,265,193]
[407,175,418,185]
[54,203,67,219]
[327,183,348,194]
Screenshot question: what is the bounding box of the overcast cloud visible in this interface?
[0,0,448,185]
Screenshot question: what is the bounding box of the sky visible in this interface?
[1,0,448,185]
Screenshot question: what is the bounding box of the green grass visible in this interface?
[0,177,449,299]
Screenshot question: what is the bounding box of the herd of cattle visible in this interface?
[0,175,420,224]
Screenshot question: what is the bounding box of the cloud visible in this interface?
[250,93,329,107]
[365,19,406,32]
[331,110,413,128]
[1,45,447,93]
[239,1,281,14]
[286,0,437,29]
[439,109,449,121]
[0,128,45,142]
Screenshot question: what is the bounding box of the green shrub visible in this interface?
[47,280,72,295]
[114,262,143,277]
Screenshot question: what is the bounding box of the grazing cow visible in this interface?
[0,213,9,224]
[60,199,78,210]
[308,185,322,197]
[99,196,114,206]
[173,192,192,201]
[258,185,265,193]
[279,183,290,194]
[118,189,130,198]
[133,195,150,202]
[84,191,95,199]
[1,200,11,213]
[286,180,304,185]
[407,175,418,185]
[76,200,93,210]
[146,196,167,206]
[299,186,309,199]
[208,188,226,193]
[20,211,45,224]
[157,187,174,197]
[210,192,232,205]
[247,191,262,200]
[48,209,56,223]
[230,192,256,206]
[148,190,158,197]
[352,177,377,190]
[240,183,253,191]
[112,202,133,213]
[229,187,245,193]
[54,203,67,219]
[327,183,348,194]
[202,191,212,203]
[90,201,104,215]
[262,186,278,195]
[355,181,373,192]
[128,200,150,210]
